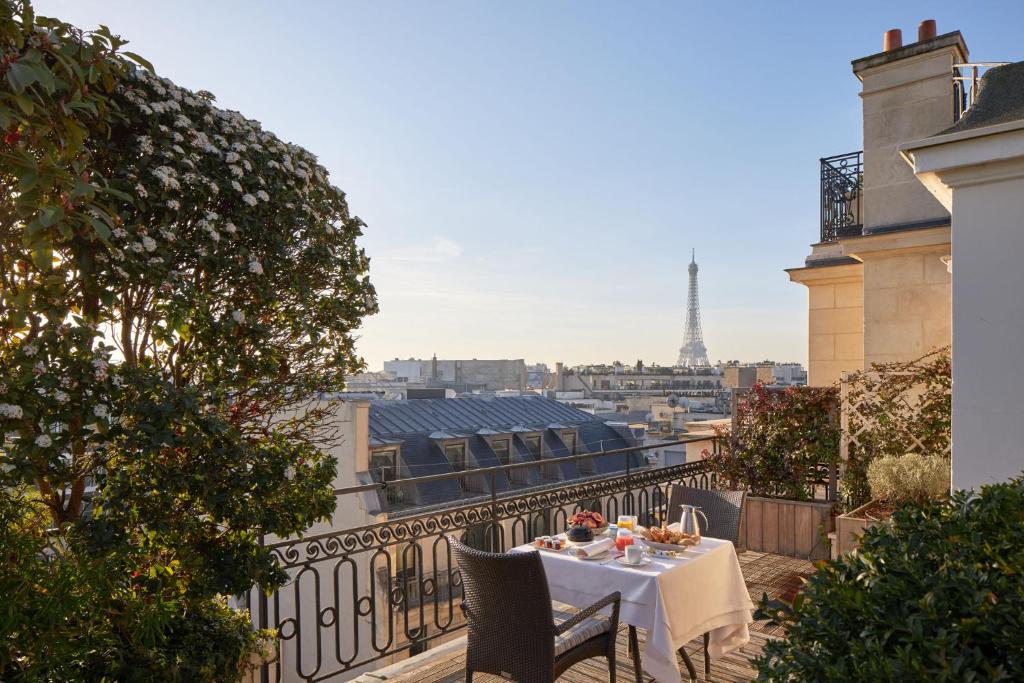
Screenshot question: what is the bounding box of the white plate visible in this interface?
[615,556,651,567]
[643,539,701,552]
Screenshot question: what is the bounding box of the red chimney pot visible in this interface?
[918,19,937,42]
[883,28,903,52]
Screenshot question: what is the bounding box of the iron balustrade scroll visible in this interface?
[820,151,863,243]
[241,446,720,683]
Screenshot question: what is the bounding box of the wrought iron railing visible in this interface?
[241,438,721,683]
[820,151,863,243]
[953,62,1011,122]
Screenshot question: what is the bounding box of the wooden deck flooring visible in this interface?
[379,551,813,683]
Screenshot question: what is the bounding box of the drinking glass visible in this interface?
[615,527,634,552]
[616,515,634,531]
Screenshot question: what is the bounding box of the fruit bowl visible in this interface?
[566,525,594,544]
[566,511,608,535]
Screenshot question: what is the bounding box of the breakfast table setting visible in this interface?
[514,511,754,683]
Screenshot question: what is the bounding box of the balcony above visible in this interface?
[819,151,863,243]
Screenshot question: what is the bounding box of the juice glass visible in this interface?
[615,527,634,552]
[616,515,634,531]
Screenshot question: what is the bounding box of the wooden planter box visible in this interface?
[739,496,833,561]
[835,499,883,557]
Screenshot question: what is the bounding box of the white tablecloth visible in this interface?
[516,538,753,683]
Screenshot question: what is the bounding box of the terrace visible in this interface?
[360,551,813,683]
[242,438,834,683]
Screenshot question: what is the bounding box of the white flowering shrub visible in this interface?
[867,453,951,505]
[1,2,376,679]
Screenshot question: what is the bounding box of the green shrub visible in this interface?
[704,384,839,500]
[842,348,951,508]
[2,1,375,679]
[867,453,950,505]
[0,487,270,682]
[754,476,1024,681]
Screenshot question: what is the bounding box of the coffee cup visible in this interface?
[625,544,644,564]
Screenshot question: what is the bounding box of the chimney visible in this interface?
[852,28,967,232]
[918,19,937,42]
[883,28,902,52]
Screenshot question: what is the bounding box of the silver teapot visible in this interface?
[678,504,708,537]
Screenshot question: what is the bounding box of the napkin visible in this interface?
[568,537,614,559]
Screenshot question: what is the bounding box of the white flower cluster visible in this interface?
[0,403,23,419]
[151,166,181,190]
[93,357,109,381]
[109,65,365,304]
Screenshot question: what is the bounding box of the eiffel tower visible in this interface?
[676,250,710,367]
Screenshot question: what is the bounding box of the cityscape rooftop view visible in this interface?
[2,2,1023,683]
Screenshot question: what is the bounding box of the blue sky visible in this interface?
[43,1,1024,370]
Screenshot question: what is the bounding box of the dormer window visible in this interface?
[561,431,577,455]
[562,429,594,474]
[442,441,469,490]
[444,442,466,471]
[489,437,511,467]
[523,435,541,458]
[370,448,401,504]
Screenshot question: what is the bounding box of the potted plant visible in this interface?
[703,384,840,560]
[834,453,949,556]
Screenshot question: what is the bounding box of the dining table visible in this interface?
[514,536,754,683]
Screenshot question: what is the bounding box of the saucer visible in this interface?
[615,556,651,567]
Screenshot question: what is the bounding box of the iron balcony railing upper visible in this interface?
[953,62,1011,121]
[819,62,1010,244]
[820,151,863,243]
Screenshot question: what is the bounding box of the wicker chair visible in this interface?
[666,485,746,681]
[666,485,746,543]
[450,536,621,683]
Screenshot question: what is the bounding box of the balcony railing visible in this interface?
[820,151,863,243]
[240,436,841,682]
[240,438,721,682]
[953,62,1011,121]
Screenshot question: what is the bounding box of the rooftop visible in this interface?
[943,61,1024,134]
[369,396,603,437]
[368,397,643,509]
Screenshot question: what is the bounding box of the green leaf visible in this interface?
[123,51,154,73]
[31,240,53,271]
[6,62,38,91]
[17,166,39,192]
[31,63,56,94]
[13,93,35,115]
[85,215,111,240]
[38,205,64,228]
